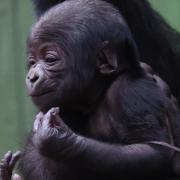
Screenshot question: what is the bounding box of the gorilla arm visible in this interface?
[32,108,171,179]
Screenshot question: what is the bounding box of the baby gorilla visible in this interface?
[1,0,180,179]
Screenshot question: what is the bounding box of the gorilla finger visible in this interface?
[42,109,54,129]
[34,112,44,132]
[9,151,21,169]
[33,118,39,132]
[44,108,62,128]
[51,107,60,116]
[153,75,171,97]
[36,112,44,119]
[12,173,23,180]
[140,62,154,74]
[1,151,12,166]
[48,107,59,116]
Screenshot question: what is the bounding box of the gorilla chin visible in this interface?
[31,91,61,112]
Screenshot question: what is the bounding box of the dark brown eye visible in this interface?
[45,55,57,63]
[45,51,58,63]
[28,57,36,67]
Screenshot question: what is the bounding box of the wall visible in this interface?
[0,0,35,157]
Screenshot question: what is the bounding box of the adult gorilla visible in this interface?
[32,0,180,104]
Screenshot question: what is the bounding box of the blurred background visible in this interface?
[0,0,180,158]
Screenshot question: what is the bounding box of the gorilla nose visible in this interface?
[29,74,39,83]
[27,70,40,85]
[26,64,45,94]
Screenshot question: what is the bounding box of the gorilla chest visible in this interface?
[88,110,126,143]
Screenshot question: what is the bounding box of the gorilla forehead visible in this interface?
[30,0,126,42]
[37,0,121,24]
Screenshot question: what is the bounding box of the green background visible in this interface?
[0,0,180,158]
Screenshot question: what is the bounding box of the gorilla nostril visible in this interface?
[30,75,39,83]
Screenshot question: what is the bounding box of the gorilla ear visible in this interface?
[97,41,118,74]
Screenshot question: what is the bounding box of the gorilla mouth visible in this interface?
[30,90,54,97]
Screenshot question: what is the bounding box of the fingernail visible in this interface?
[14,151,21,157]
[12,174,21,180]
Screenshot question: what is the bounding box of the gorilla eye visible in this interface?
[45,51,58,63]
[28,57,36,67]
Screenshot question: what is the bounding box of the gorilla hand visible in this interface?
[32,107,79,159]
[0,151,21,180]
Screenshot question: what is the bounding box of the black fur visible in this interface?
[16,0,180,179]
[32,0,180,103]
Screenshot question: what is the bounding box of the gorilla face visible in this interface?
[26,41,70,111]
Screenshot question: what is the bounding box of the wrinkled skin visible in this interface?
[26,42,69,112]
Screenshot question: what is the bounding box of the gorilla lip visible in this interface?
[29,90,54,97]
